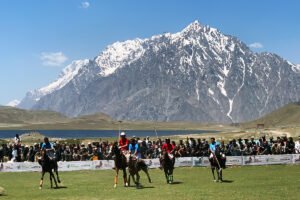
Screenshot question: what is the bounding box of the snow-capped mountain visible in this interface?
[7,99,20,107]
[19,21,300,123]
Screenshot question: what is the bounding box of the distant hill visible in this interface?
[241,102,300,128]
[0,106,227,130]
[75,113,113,122]
[0,106,69,124]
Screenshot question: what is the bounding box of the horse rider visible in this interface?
[160,138,175,169]
[119,132,129,153]
[209,137,219,159]
[209,137,226,166]
[128,138,141,160]
[41,137,55,160]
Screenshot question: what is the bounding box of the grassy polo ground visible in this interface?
[0,165,299,200]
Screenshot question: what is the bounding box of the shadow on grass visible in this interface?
[53,186,68,189]
[137,186,155,189]
[170,181,183,185]
[221,180,234,183]
[127,185,155,189]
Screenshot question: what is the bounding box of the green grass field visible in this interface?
[0,165,299,200]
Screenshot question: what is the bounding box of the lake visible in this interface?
[0,129,218,139]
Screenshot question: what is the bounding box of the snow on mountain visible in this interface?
[294,64,300,72]
[18,59,90,109]
[7,99,20,107]
[95,39,145,77]
[39,59,90,95]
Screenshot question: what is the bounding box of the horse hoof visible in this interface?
[125,183,128,187]
[213,180,217,182]
[114,184,117,188]
[39,187,42,190]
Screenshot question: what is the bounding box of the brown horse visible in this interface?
[161,151,175,184]
[127,155,151,188]
[37,149,61,189]
[110,142,128,188]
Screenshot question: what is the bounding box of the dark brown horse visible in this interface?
[110,142,128,188]
[161,152,175,184]
[209,148,226,182]
[37,149,61,189]
[127,155,151,188]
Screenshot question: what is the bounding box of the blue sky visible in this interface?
[0,0,299,105]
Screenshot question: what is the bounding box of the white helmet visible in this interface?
[120,132,126,136]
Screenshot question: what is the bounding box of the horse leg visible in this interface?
[136,172,140,188]
[211,167,216,182]
[39,171,45,189]
[219,168,223,182]
[114,169,119,188]
[164,168,169,184]
[217,168,221,182]
[128,174,131,186]
[50,172,53,188]
[55,166,61,184]
[169,168,174,184]
[131,173,137,185]
[123,168,128,187]
[142,167,152,183]
[51,172,58,188]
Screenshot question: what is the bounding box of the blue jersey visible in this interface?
[209,142,220,153]
[41,142,53,150]
[129,143,139,154]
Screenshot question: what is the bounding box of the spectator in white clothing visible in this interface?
[295,136,300,154]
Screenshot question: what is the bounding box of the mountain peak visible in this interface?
[182,20,202,33]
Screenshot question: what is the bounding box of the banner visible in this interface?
[192,157,210,167]
[267,155,293,164]
[175,157,193,167]
[292,154,300,164]
[0,154,299,172]
[243,155,268,165]
[143,158,160,169]
[242,155,294,165]
[226,156,243,166]
[0,162,41,172]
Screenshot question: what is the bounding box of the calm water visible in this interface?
[0,130,218,139]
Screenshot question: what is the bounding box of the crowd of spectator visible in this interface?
[0,134,300,163]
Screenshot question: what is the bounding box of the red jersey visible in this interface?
[119,138,129,151]
[162,143,174,153]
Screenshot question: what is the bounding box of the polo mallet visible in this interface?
[211,151,222,173]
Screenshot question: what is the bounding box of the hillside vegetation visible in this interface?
[0,106,69,124]
[242,102,300,128]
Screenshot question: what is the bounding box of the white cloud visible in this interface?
[249,42,264,49]
[81,1,90,9]
[40,52,68,66]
